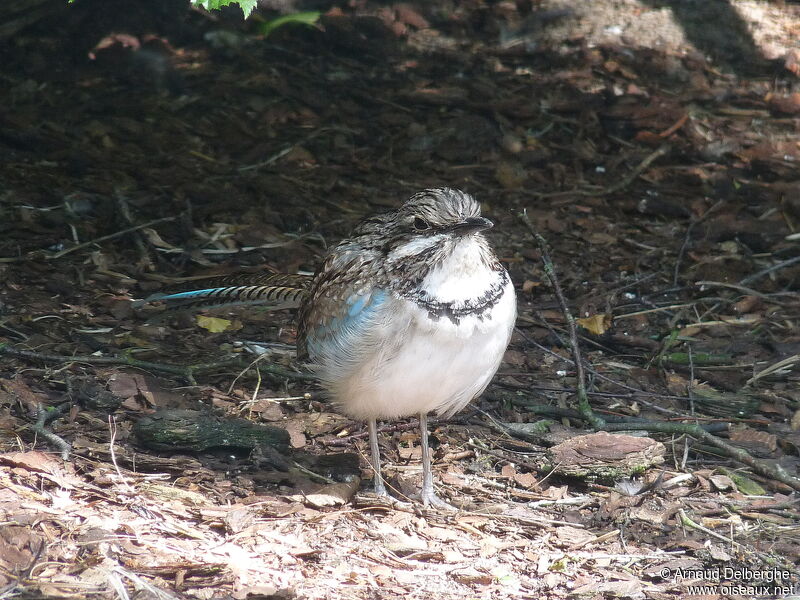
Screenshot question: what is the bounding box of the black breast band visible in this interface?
[403,267,510,325]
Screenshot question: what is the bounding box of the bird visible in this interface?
[145,188,517,507]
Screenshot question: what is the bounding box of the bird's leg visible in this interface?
[368,418,387,496]
[419,412,456,510]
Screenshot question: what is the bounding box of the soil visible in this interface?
[1,0,800,598]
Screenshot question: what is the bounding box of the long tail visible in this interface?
[136,272,312,311]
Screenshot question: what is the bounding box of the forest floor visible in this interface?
[2,0,800,598]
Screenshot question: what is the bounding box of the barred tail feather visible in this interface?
[135,272,311,311]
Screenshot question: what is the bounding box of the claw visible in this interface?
[421,487,458,511]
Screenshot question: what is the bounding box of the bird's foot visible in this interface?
[420,487,458,511]
[354,482,415,510]
[373,477,388,497]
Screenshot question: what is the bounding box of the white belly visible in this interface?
[329,279,516,420]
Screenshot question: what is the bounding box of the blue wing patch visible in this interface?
[305,289,389,360]
[347,293,372,317]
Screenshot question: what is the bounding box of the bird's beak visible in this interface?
[450,216,493,235]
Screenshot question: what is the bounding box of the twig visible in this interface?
[513,323,690,418]
[238,126,355,172]
[613,303,697,320]
[508,401,728,432]
[291,460,337,484]
[658,113,689,138]
[687,345,695,415]
[108,415,135,493]
[505,145,669,200]
[48,215,177,259]
[110,567,179,600]
[694,280,772,300]
[673,200,724,286]
[586,144,671,197]
[678,509,738,546]
[0,344,312,385]
[739,254,800,285]
[604,421,800,492]
[746,354,800,386]
[518,211,603,428]
[0,217,177,263]
[1,344,197,383]
[3,217,174,263]
[324,421,420,446]
[115,191,155,271]
[227,352,271,395]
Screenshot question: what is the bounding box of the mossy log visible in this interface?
[133,409,290,453]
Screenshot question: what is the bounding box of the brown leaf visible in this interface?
[587,232,616,245]
[502,349,526,367]
[729,428,777,453]
[543,215,566,233]
[295,480,360,507]
[541,485,568,500]
[514,472,538,489]
[522,279,541,293]
[290,411,349,436]
[0,377,42,413]
[284,420,308,449]
[791,409,800,431]
[665,372,689,396]
[0,451,62,475]
[709,474,734,491]
[732,295,762,313]
[283,146,316,164]
[555,525,595,546]
[494,161,528,189]
[394,4,429,29]
[767,92,800,115]
[785,48,800,76]
[576,313,611,335]
[634,130,664,146]
[574,581,644,596]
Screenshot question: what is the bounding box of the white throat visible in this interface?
[420,235,498,303]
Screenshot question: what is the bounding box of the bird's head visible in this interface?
[373,188,494,264]
[397,188,492,237]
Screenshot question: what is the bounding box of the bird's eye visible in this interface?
[413,217,430,231]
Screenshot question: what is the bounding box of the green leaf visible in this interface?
[258,11,321,38]
[192,0,258,19]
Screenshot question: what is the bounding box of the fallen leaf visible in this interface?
[514,472,538,489]
[791,409,800,431]
[293,480,360,507]
[785,48,800,76]
[709,474,734,491]
[522,280,541,293]
[576,313,611,335]
[197,315,233,333]
[0,451,63,475]
[494,161,527,189]
[284,420,308,449]
[587,232,616,245]
[141,228,179,249]
[767,92,800,115]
